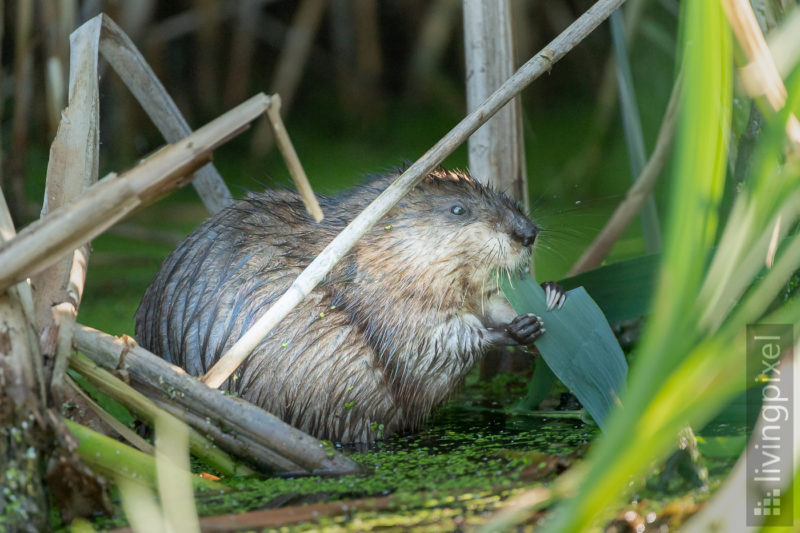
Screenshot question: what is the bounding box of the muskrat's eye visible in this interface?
[450,204,466,216]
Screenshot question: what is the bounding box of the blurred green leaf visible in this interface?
[561,253,660,324]
[703,389,759,427]
[501,272,628,429]
[696,435,747,459]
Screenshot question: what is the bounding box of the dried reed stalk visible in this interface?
[96,15,321,219]
[32,15,102,401]
[266,94,323,221]
[722,0,800,145]
[96,14,232,214]
[73,324,360,474]
[0,188,45,400]
[145,392,300,473]
[463,0,527,207]
[0,93,271,293]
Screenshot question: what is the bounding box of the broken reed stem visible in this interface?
[266,94,323,221]
[0,93,271,293]
[568,72,681,276]
[72,324,360,474]
[201,0,628,389]
[722,0,785,110]
[69,352,254,477]
[0,190,45,402]
[34,14,102,402]
[97,14,233,214]
[721,0,800,146]
[463,0,528,206]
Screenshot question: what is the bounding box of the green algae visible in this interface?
[194,406,597,516]
[87,371,742,531]
[76,358,748,533]
[90,396,596,530]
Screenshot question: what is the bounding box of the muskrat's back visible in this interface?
[136,169,549,443]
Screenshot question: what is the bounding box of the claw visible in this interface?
[506,313,544,344]
[541,281,566,311]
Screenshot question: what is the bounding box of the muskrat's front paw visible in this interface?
[541,281,566,311]
[506,313,544,345]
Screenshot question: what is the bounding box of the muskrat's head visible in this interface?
[356,169,538,300]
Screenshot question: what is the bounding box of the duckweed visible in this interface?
[89,375,739,531]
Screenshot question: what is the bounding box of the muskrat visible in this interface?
[135,168,565,443]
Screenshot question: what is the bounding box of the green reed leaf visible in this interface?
[501,271,627,429]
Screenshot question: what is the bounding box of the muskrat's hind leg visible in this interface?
[541,281,566,310]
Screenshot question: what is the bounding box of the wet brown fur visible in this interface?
[135,169,538,442]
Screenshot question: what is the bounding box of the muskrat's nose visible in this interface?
[512,220,539,247]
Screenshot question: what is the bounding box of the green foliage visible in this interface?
[695,435,747,459]
[561,253,659,324]
[528,2,800,531]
